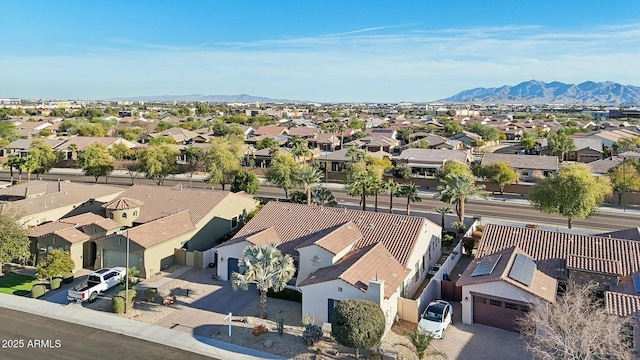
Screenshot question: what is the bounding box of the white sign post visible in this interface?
[224,312,232,337]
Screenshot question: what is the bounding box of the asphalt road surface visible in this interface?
[0,307,215,360]
[2,171,638,232]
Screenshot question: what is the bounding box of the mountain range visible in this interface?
[441,80,640,105]
[113,94,301,103]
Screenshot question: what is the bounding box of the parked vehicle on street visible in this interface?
[419,300,453,339]
[67,267,126,303]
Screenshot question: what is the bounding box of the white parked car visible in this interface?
[418,300,453,339]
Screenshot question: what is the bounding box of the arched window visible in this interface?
[122,212,128,219]
[133,211,137,216]
[109,213,114,219]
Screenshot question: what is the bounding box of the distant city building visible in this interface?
[0,98,21,105]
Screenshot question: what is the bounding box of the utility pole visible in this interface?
[125,229,129,313]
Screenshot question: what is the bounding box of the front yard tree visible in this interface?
[77,142,115,183]
[331,299,386,359]
[345,161,374,211]
[36,249,75,281]
[436,160,474,180]
[529,163,612,228]
[231,243,295,319]
[136,143,179,185]
[27,139,57,180]
[384,179,400,214]
[182,146,206,186]
[207,138,243,190]
[434,207,453,232]
[547,129,576,162]
[109,142,133,170]
[290,137,311,161]
[435,173,488,222]
[296,164,322,205]
[606,159,640,206]
[481,161,518,195]
[265,151,300,199]
[518,281,634,360]
[230,169,260,195]
[396,182,422,216]
[0,208,30,276]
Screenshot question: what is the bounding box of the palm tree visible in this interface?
[370,178,384,212]
[231,243,295,319]
[435,174,488,222]
[384,179,400,214]
[396,182,422,216]
[347,171,374,211]
[346,146,361,162]
[68,143,78,160]
[296,164,322,205]
[434,207,453,232]
[311,187,337,206]
[290,137,311,162]
[4,155,23,183]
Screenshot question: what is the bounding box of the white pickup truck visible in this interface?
[67,267,126,303]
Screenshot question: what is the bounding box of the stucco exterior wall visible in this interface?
[96,234,145,275]
[405,223,442,298]
[215,241,250,281]
[301,278,380,325]
[20,193,122,227]
[142,230,196,278]
[296,245,337,287]
[461,281,544,325]
[69,242,84,272]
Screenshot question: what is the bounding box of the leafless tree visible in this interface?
[517,281,634,360]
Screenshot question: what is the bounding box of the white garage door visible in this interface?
[103,250,140,269]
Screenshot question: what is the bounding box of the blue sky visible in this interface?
[2,0,640,102]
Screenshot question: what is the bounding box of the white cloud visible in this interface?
[2,23,640,102]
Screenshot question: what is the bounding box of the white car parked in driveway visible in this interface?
[419,300,453,339]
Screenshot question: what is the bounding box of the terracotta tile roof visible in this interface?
[566,255,622,276]
[588,157,622,175]
[60,212,109,226]
[478,224,640,280]
[457,246,557,303]
[149,127,206,143]
[54,227,90,244]
[111,184,231,225]
[28,222,76,238]
[254,126,288,136]
[126,210,195,248]
[299,243,410,299]
[5,139,66,150]
[605,292,640,317]
[56,137,122,151]
[101,197,144,210]
[481,153,558,171]
[288,128,319,137]
[396,148,469,164]
[296,221,362,255]
[597,227,640,241]
[93,218,122,231]
[220,202,431,266]
[246,227,281,246]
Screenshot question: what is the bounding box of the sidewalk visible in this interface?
[0,292,284,360]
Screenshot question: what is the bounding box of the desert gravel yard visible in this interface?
[106,266,530,359]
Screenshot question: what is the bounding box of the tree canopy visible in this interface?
[265,151,300,198]
[547,130,576,161]
[435,173,487,221]
[606,160,640,206]
[136,143,179,185]
[77,142,115,183]
[481,161,519,195]
[25,139,57,180]
[230,169,260,194]
[0,208,30,275]
[36,250,75,281]
[528,163,612,228]
[206,137,243,190]
[331,299,386,359]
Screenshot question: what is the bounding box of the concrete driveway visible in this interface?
[40,269,122,311]
[430,302,531,360]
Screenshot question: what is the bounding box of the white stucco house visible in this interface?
[215,202,442,330]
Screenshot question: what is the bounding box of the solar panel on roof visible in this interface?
[633,275,640,293]
[471,254,502,277]
[508,254,537,287]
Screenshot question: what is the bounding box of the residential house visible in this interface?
[317,148,392,172]
[26,184,259,278]
[288,127,320,139]
[395,148,472,176]
[57,137,139,160]
[481,153,558,181]
[0,180,124,226]
[540,137,604,163]
[215,202,442,330]
[451,131,483,147]
[587,157,623,176]
[253,126,289,137]
[148,127,210,144]
[458,223,640,346]
[587,129,639,150]
[309,133,341,151]
[403,134,462,150]
[2,139,66,158]
[344,136,401,154]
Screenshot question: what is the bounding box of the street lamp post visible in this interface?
[125,229,129,313]
[623,156,627,212]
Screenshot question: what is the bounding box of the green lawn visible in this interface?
[0,272,39,296]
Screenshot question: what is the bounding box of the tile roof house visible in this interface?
[148,127,210,144]
[215,202,442,329]
[2,139,66,158]
[587,157,623,176]
[395,148,472,176]
[457,223,640,335]
[481,153,558,180]
[253,126,289,136]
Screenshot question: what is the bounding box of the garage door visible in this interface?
[473,295,527,332]
[103,250,140,269]
[227,258,240,280]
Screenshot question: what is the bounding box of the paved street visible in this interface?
[0,307,215,360]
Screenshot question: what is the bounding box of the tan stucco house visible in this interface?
[215,202,442,330]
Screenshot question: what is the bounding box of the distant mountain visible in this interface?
[112,94,302,103]
[440,80,640,105]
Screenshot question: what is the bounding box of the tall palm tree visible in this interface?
[396,182,422,216]
[384,179,400,214]
[290,137,311,162]
[434,207,453,232]
[347,171,374,211]
[435,174,488,221]
[370,178,384,212]
[231,243,295,319]
[68,143,78,160]
[296,164,322,205]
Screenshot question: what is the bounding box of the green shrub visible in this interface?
[144,287,158,302]
[112,296,125,314]
[50,278,62,290]
[31,284,46,298]
[303,324,323,345]
[117,289,136,304]
[267,287,302,303]
[332,299,385,358]
[62,271,74,284]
